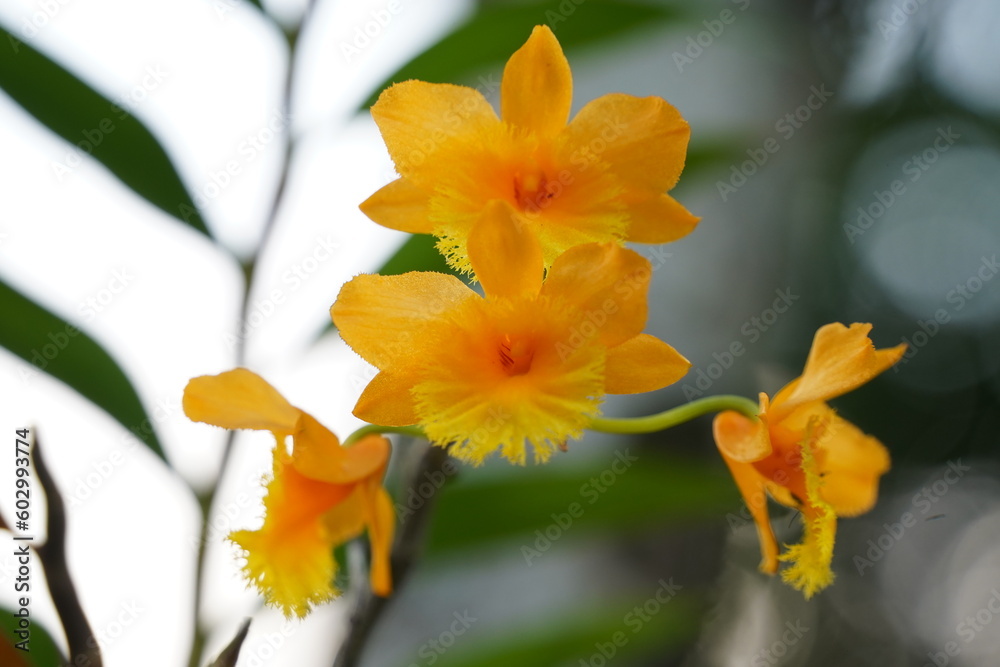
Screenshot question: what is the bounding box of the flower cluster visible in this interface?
[182,25,904,618]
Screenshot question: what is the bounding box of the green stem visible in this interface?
[588,395,759,435]
[343,424,426,447]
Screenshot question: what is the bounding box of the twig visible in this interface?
[333,442,451,667]
[32,434,101,667]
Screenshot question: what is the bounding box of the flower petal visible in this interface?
[359,178,436,234]
[468,200,543,300]
[231,449,354,618]
[292,422,389,485]
[354,371,420,426]
[183,368,300,436]
[565,93,689,193]
[501,25,572,137]
[370,80,498,184]
[624,191,700,244]
[714,443,780,574]
[332,272,474,371]
[360,477,395,596]
[774,323,907,415]
[542,243,650,348]
[713,405,771,463]
[604,333,690,394]
[782,403,891,517]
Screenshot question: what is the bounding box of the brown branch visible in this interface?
[333,442,451,667]
[32,433,101,667]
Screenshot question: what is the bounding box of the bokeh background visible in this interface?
[1,0,999,665]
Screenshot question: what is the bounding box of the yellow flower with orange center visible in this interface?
[712,323,906,597]
[362,24,698,274]
[182,368,394,618]
[332,201,691,465]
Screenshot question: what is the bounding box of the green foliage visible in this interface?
[0,24,210,237]
[359,0,685,109]
[0,279,166,461]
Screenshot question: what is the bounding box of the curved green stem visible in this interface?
[588,395,759,435]
[343,424,426,447]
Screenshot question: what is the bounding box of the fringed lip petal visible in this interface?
[500,25,573,137]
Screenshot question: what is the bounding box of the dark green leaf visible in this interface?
[0,278,166,461]
[0,609,63,667]
[0,24,210,236]
[430,593,700,667]
[377,234,458,277]
[359,0,685,109]
[425,456,737,555]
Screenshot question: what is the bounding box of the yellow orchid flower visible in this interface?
[362,24,697,274]
[332,200,691,466]
[712,323,906,597]
[182,368,394,618]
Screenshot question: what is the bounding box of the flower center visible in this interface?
[512,162,556,213]
[498,334,534,376]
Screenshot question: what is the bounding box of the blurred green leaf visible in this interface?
[0,609,62,667]
[0,278,167,461]
[0,24,210,237]
[429,593,700,667]
[424,455,737,556]
[360,0,684,109]
[378,234,458,277]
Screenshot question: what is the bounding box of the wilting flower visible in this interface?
[182,368,394,618]
[712,323,906,597]
[333,201,690,465]
[362,24,697,274]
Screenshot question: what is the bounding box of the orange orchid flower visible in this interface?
[183,368,394,618]
[712,323,906,597]
[362,24,697,274]
[332,201,690,465]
